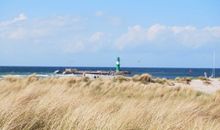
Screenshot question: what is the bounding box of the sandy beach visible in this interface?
[189,79,220,93]
[173,78,220,94]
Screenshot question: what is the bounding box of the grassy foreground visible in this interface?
[0,75,220,130]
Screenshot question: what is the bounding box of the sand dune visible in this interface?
[0,75,220,130]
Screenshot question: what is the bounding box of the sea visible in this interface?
[0,66,219,79]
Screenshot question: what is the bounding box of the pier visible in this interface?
[54,57,131,77]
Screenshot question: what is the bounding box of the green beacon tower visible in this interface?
[116,57,120,72]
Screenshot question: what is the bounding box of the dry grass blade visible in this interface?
[0,75,220,130]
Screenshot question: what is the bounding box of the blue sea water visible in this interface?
[0,66,219,79]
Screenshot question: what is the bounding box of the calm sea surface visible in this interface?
[0,66,219,79]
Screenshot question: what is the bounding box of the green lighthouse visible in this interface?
[116,57,120,72]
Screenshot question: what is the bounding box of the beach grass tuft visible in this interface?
[0,75,220,130]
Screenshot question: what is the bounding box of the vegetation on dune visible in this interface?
[0,75,220,130]
[197,76,212,85]
[197,76,210,81]
[175,77,192,84]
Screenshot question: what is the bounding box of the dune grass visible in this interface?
[0,75,220,130]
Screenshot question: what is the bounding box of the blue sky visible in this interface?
[0,0,220,68]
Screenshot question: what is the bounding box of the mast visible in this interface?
[213,51,216,78]
[211,51,216,78]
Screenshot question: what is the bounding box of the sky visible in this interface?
[0,0,220,68]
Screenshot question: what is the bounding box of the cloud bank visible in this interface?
[0,14,84,41]
[1,13,220,53]
[115,24,220,49]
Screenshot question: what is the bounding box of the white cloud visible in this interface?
[95,11,104,17]
[171,26,196,34]
[0,14,83,41]
[204,26,220,38]
[146,24,166,41]
[62,32,107,53]
[14,13,27,22]
[89,32,105,43]
[0,13,111,54]
[2,13,220,54]
[7,28,26,40]
[115,24,220,49]
[63,41,85,53]
[95,11,122,26]
[0,13,27,27]
[115,25,146,50]
[107,16,122,26]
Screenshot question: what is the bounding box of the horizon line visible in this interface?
[0,65,219,69]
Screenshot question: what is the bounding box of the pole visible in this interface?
[213,51,215,78]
